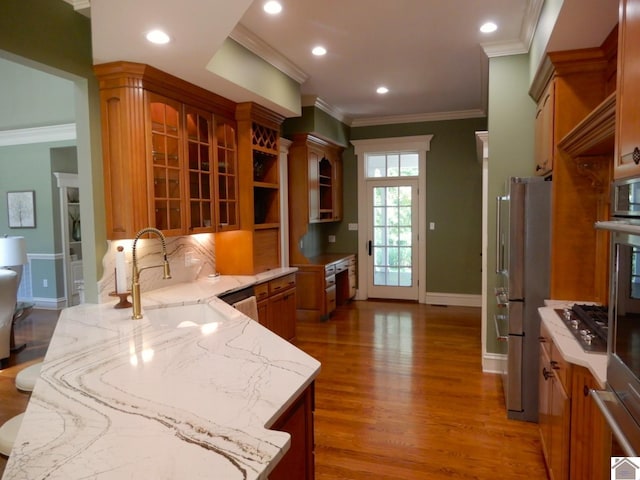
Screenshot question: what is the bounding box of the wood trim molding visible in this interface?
[94,61,237,118]
[558,92,615,157]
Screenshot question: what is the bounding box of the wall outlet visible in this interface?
[328,235,336,243]
[43,279,48,288]
[429,222,435,230]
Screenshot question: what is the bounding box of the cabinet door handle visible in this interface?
[538,336,547,343]
[368,240,372,256]
[634,147,640,165]
[543,367,554,380]
[550,360,560,370]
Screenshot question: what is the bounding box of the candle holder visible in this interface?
[109,291,132,309]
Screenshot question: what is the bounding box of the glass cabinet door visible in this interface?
[148,93,184,234]
[185,106,215,233]
[215,119,239,231]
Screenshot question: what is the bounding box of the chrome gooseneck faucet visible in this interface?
[131,227,171,319]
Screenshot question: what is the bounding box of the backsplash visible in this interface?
[97,234,216,303]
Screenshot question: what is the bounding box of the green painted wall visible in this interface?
[284,110,487,295]
[486,54,537,354]
[0,141,75,303]
[208,38,301,117]
[0,0,106,303]
[351,118,487,294]
[0,142,74,252]
[0,57,75,130]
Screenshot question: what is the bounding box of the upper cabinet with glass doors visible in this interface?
[288,133,345,264]
[215,118,239,231]
[94,61,238,239]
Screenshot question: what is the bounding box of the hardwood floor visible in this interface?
[294,300,548,480]
[0,301,547,479]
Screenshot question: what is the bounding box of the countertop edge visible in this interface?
[538,305,607,387]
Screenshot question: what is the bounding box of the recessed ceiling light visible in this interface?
[377,86,389,95]
[263,1,282,14]
[146,29,170,44]
[312,46,327,56]
[480,22,498,34]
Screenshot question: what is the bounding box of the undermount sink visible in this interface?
[143,302,229,329]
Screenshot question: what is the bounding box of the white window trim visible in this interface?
[351,135,433,303]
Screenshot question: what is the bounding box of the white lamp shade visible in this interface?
[0,236,27,267]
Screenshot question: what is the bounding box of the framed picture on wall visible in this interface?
[7,190,36,228]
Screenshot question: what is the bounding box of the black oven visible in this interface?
[593,177,640,456]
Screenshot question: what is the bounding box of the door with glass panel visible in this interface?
[367,179,419,300]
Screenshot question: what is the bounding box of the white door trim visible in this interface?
[352,135,433,303]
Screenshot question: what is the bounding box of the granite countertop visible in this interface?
[538,302,607,387]
[2,270,320,480]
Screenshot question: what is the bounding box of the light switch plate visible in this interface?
[348,223,358,231]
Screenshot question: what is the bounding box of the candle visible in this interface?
[115,246,128,294]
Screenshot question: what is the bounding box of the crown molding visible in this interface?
[521,0,545,51]
[0,124,76,147]
[62,0,91,16]
[481,0,544,58]
[350,109,486,128]
[230,23,309,84]
[481,40,529,58]
[301,95,351,124]
[302,95,487,126]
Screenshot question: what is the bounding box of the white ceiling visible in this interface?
[76,0,618,125]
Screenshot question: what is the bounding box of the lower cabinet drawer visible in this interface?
[325,274,336,288]
[270,273,296,295]
[325,285,336,314]
[254,282,269,303]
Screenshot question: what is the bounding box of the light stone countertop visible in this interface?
[129,267,298,310]
[538,302,607,387]
[2,268,320,480]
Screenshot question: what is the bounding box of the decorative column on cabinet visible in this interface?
[54,172,83,306]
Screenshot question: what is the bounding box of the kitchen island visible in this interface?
[2,289,320,479]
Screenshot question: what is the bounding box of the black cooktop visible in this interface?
[554,304,608,354]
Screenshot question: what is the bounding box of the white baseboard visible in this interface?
[425,292,482,307]
[482,352,507,374]
[27,297,66,310]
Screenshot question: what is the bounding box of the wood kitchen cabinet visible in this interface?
[530,31,617,304]
[94,61,238,239]
[534,79,555,176]
[293,255,356,322]
[539,323,571,480]
[269,382,315,480]
[538,322,611,480]
[614,0,640,179]
[569,366,611,480]
[216,102,285,275]
[255,273,297,342]
[288,134,345,265]
[214,118,240,231]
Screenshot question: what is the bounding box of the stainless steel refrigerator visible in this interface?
[496,176,551,422]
